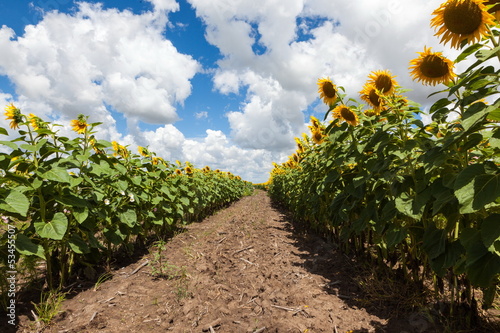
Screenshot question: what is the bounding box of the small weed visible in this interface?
[93,271,113,291]
[32,289,66,325]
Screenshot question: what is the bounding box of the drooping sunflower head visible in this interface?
[28,113,46,131]
[70,114,88,134]
[4,103,24,130]
[359,84,384,114]
[311,129,324,144]
[317,77,338,105]
[409,46,456,86]
[332,105,359,126]
[367,70,398,95]
[431,0,496,49]
[138,146,149,157]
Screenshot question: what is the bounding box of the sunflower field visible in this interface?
[0,110,253,296]
[269,0,500,313]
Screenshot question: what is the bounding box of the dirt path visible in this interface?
[16,190,433,333]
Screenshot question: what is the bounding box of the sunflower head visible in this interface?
[311,129,324,144]
[175,168,182,175]
[138,146,149,157]
[70,114,88,134]
[359,84,384,114]
[28,113,46,131]
[409,46,456,86]
[317,77,338,105]
[431,0,496,49]
[332,105,359,126]
[185,166,193,174]
[4,103,24,130]
[367,70,398,95]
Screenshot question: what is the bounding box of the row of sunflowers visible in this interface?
[268,0,500,317]
[0,109,253,295]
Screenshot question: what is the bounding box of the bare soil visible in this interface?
[5,190,499,332]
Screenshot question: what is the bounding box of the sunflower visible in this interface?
[70,114,88,134]
[317,77,338,105]
[409,47,456,85]
[4,103,23,130]
[332,105,359,126]
[175,168,182,175]
[28,113,45,131]
[359,84,384,114]
[311,129,324,144]
[138,146,149,157]
[431,0,496,49]
[366,70,398,95]
[185,166,193,174]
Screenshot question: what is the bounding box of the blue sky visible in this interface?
[0,0,460,182]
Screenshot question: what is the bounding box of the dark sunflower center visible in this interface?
[369,89,382,106]
[420,55,450,78]
[340,107,356,122]
[323,82,337,98]
[375,75,393,93]
[443,0,483,35]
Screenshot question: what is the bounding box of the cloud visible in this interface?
[0,2,199,124]
[195,111,208,119]
[190,0,458,154]
[0,0,477,183]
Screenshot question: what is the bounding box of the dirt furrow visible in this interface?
[16,190,428,332]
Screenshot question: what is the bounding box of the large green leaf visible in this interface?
[103,227,126,245]
[68,234,91,254]
[72,206,89,224]
[466,253,500,288]
[454,165,499,213]
[34,212,68,240]
[0,140,18,150]
[481,214,500,252]
[118,209,137,228]
[16,234,46,259]
[423,224,446,260]
[0,189,30,216]
[41,167,72,183]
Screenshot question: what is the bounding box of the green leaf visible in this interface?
[0,189,30,216]
[466,253,500,288]
[481,214,500,250]
[455,43,483,63]
[72,206,89,224]
[114,163,127,175]
[103,228,126,245]
[34,213,68,240]
[42,167,72,183]
[0,140,18,150]
[454,165,500,213]
[118,209,137,227]
[385,225,407,248]
[423,225,446,260]
[179,197,190,207]
[68,234,90,254]
[0,127,8,136]
[15,234,46,259]
[487,108,500,121]
[472,174,500,209]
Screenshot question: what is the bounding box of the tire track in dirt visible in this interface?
[19,190,423,333]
